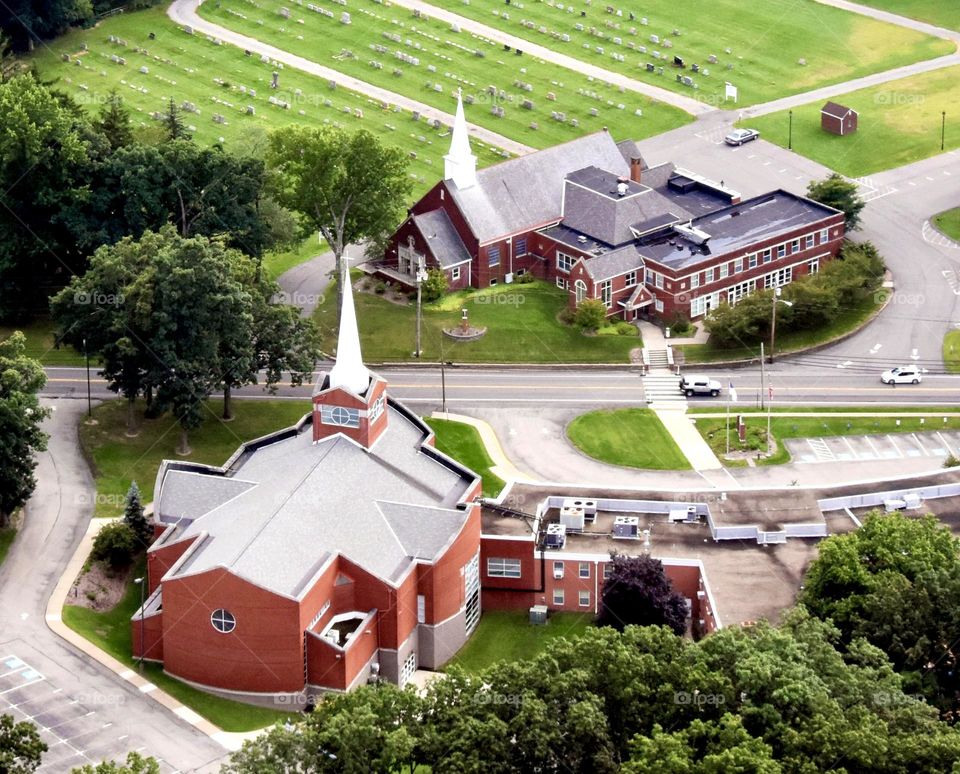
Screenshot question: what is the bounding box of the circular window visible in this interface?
[211,609,236,634]
[330,406,351,425]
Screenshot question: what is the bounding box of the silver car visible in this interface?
[724,128,760,146]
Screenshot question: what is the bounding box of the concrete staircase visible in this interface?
[646,348,671,370]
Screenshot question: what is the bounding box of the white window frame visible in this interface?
[791,239,800,253]
[575,279,588,304]
[320,405,360,428]
[819,228,829,244]
[727,278,757,305]
[553,560,565,579]
[451,266,461,281]
[557,252,575,273]
[368,395,385,424]
[579,590,590,607]
[805,234,815,249]
[603,564,612,580]
[487,557,521,578]
[690,273,700,289]
[645,268,655,285]
[734,257,743,273]
[553,588,565,605]
[514,236,527,256]
[625,270,637,287]
[211,609,236,634]
[555,276,565,289]
[705,267,715,283]
[655,273,664,290]
[807,259,819,274]
[777,244,786,259]
[719,263,729,279]
[400,652,417,686]
[579,562,590,578]
[748,254,758,270]
[763,248,773,264]
[654,299,664,312]
[599,280,612,307]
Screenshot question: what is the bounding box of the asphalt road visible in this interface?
[0,401,228,773]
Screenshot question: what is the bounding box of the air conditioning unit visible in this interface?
[559,506,585,532]
[553,568,564,579]
[505,272,514,284]
[545,523,567,549]
[529,605,548,625]
[612,516,640,539]
[562,498,597,516]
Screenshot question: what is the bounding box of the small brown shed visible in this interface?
[821,101,859,136]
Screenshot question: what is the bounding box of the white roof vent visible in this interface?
[617,182,629,196]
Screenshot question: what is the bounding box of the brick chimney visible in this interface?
[630,156,643,184]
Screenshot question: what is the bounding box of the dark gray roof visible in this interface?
[561,166,685,246]
[152,404,477,598]
[583,244,645,281]
[821,101,856,118]
[413,209,472,269]
[639,190,840,271]
[616,139,647,167]
[448,131,629,243]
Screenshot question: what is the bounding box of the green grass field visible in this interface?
[944,329,960,374]
[28,7,503,194]
[424,417,505,497]
[63,555,289,731]
[197,0,690,146]
[420,0,951,106]
[447,610,592,672]
[566,408,691,470]
[678,293,882,364]
[79,397,312,517]
[854,0,960,31]
[0,317,89,366]
[315,276,641,362]
[746,65,960,177]
[934,207,960,242]
[697,413,960,466]
[0,524,17,568]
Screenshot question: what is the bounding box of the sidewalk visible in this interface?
[654,409,724,471]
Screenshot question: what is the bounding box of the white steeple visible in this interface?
[328,262,370,395]
[444,89,477,190]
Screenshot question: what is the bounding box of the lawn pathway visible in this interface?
[167,0,534,155]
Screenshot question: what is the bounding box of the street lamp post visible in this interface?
[768,287,794,364]
[134,576,145,672]
[942,111,947,152]
[414,255,427,358]
[788,110,793,151]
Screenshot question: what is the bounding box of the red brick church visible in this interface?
[382,93,845,321]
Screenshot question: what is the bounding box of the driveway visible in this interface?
[0,400,228,772]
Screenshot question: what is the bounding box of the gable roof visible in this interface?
[821,101,857,119]
[413,209,472,268]
[447,131,629,243]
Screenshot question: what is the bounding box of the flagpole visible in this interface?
[725,377,730,457]
[766,380,772,453]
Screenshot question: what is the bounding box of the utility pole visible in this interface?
[439,335,447,414]
[942,111,947,152]
[414,254,427,358]
[760,341,765,411]
[788,110,793,151]
[83,338,92,418]
[769,288,792,364]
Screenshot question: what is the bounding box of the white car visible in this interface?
[679,375,722,397]
[880,366,922,385]
[724,128,760,146]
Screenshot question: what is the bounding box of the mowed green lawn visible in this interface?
[944,329,960,374]
[0,317,88,366]
[934,207,960,242]
[697,413,960,466]
[854,0,960,31]
[424,417,505,497]
[747,65,960,177]
[63,556,290,731]
[566,408,691,470]
[314,277,640,363]
[28,7,502,193]
[80,398,312,517]
[447,611,593,672]
[198,0,690,147]
[422,0,951,106]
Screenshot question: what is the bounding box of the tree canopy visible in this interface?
[807,173,866,231]
[0,713,45,774]
[598,553,688,635]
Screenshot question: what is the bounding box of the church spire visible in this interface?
[444,88,477,190]
[328,263,370,395]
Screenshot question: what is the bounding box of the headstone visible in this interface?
[341,11,351,24]
[521,98,534,109]
[149,32,156,40]
[798,58,806,66]
[279,7,290,17]
[546,91,556,100]
[271,71,279,88]
[589,107,598,116]
[139,65,149,74]
[61,53,70,62]
[707,54,718,64]
[261,54,270,63]
[451,22,460,32]
[184,26,194,34]
[529,121,538,130]
[662,39,672,48]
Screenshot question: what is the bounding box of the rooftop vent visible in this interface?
[545,522,567,549]
[617,182,629,196]
[577,235,588,244]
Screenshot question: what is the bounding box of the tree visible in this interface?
[1,0,93,52]
[807,173,865,230]
[122,481,151,546]
[598,554,688,635]
[422,267,448,303]
[72,752,161,773]
[161,96,189,141]
[0,714,45,773]
[0,332,50,528]
[573,298,607,332]
[267,125,412,312]
[91,521,138,568]
[96,90,134,151]
[0,75,91,318]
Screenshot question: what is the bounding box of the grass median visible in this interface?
[424,417,506,498]
[566,408,691,470]
[934,208,960,243]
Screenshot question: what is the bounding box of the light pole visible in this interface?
[414,254,427,358]
[768,287,794,364]
[942,111,947,152]
[83,337,92,419]
[788,110,793,151]
[134,577,145,672]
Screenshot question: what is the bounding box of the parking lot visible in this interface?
[784,430,960,464]
[0,654,181,773]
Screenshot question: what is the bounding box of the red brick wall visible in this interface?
[418,503,481,624]
[147,535,198,595]
[480,536,541,593]
[131,611,164,662]
[161,568,305,694]
[306,633,346,691]
[312,378,388,449]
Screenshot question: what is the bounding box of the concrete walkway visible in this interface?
[655,408,724,471]
[431,410,538,484]
[166,0,534,155]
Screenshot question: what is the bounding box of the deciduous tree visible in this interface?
[598,554,688,635]
[807,173,865,230]
[0,713,45,773]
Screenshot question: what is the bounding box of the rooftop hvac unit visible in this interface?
[545,523,567,549]
[529,605,548,625]
[559,506,585,532]
[562,498,597,516]
[903,493,923,509]
[612,516,640,539]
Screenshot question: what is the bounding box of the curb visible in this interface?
[44,518,262,753]
[429,411,539,484]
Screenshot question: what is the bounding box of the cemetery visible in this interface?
[418,0,951,105]
[30,6,505,197]
[746,64,960,177]
[196,0,690,148]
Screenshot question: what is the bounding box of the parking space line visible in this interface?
[864,436,882,458]
[912,433,930,456]
[842,437,858,459]
[937,431,956,455]
[886,435,904,457]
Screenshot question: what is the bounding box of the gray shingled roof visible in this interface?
[583,244,645,281]
[448,131,629,243]
[152,405,477,598]
[413,209,472,269]
[561,167,686,246]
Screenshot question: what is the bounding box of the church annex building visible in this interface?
[381,93,845,322]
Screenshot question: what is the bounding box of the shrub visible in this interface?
[669,314,694,337]
[515,272,535,284]
[421,268,448,302]
[374,282,387,295]
[573,299,607,332]
[557,306,576,326]
[615,321,636,336]
[945,454,960,468]
[91,522,138,568]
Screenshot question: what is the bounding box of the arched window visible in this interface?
[211,609,236,634]
[575,279,587,304]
